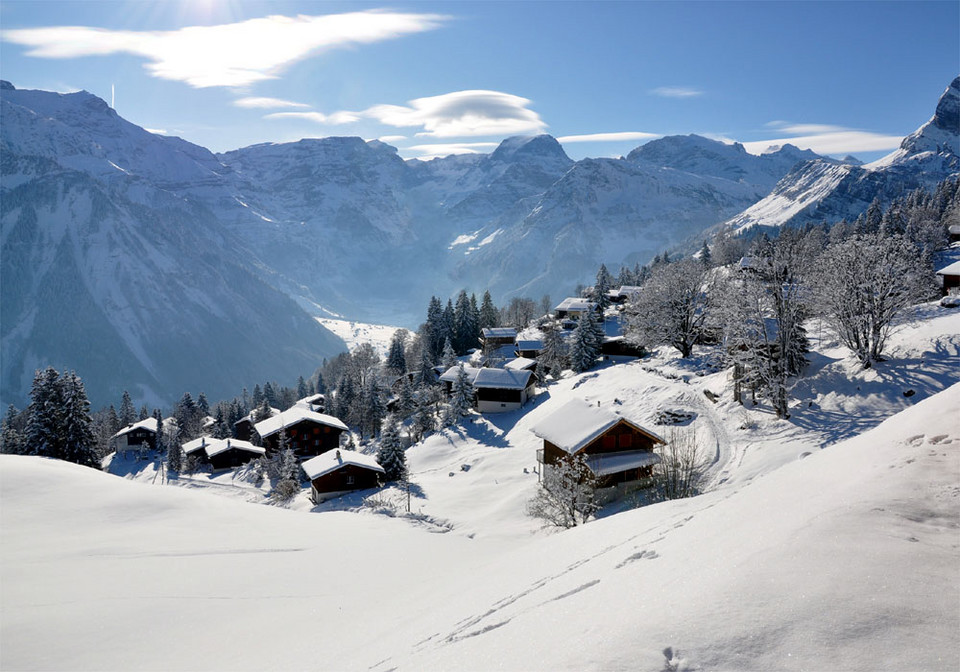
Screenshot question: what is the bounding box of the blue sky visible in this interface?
[1,1,957,162]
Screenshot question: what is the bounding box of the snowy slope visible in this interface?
[3,384,957,671]
[725,77,960,233]
[3,299,959,671]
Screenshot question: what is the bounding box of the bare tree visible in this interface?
[624,258,713,358]
[527,454,599,527]
[654,427,706,500]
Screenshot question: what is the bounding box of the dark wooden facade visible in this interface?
[310,463,382,503]
[234,418,255,442]
[540,420,660,488]
[939,270,960,295]
[208,446,262,471]
[264,419,343,458]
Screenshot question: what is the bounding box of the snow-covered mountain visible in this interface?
[1,82,345,409]
[724,76,960,233]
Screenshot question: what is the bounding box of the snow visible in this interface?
[473,367,532,390]
[935,259,960,276]
[301,449,384,481]
[112,416,158,438]
[2,302,959,670]
[314,317,402,358]
[481,327,517,339]
[438,365,481,384]
[203,438,264,459]
[504,356,537,371]
[254,407,348,439]
[554,297,596,312]
[530,398,664,454]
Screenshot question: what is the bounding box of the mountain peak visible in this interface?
[490,134,571,164]
[0,80,15,91]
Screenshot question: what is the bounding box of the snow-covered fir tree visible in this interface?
[441,337,458,369]
[118,390,136,427]
[447,362,475,423]
[376,415,406,481]
[386,329,408,375]
[479,290,500,330]
[538,325,568,380]
[594,264,613,311]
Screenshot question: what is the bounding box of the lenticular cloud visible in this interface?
[3,11,448,88]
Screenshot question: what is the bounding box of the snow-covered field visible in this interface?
[315,317,403,358]
[2,303,959,670]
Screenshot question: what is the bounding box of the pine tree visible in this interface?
[119,390,136,427]
[595,264,613,312]
[138,404,149,421]
[252,384,264,408]
[296,376,308,400]
[569,317,597,373]
[166,424,182,473]
[196,393,210,419]
[26,367,64,458]
[441,337,458,369]
[415,341,436,388]
[453,290,478,353]
[538,325,568,379]
[376,416,406,481]
[386,330,408,375]
[396,375,416,420]
[60,372,97,468]
[479,290,499,330]
[360,375,384,439]
[152,408,165,453]
[449,363,475,421]
[425,296,445,359]
[699,240,712,266]
[1,405,25,455]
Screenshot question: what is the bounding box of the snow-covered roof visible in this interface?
[182,436,211,455]
[439,365,481,384]
[554,297,596,312]
[515,339,543,351]
[935,260,960,276]
[113,417,158,439]
[949,224,960,234]
[505,357,537,372]
[204,438,265,459]
[254,407,348,439]
[481,327,517,340]
[614,285,643,297]
[530,399,665,454]
[585,451,661,477]
[473,367,532,390]
[235,406,280,426]
[301,449,384,481]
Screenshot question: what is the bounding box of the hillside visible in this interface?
[3,299,958,671]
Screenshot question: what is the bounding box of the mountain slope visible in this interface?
[0,83,345,408]
[725,76,960,232]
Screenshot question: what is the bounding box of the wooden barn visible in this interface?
[935,259,960,296]
[473,367,534,413]
[480,327,518,348]
[204,438,265,471]
[301,449,384,503]
[438,365,481,398]
[514,338,543,359]
[531,399,665,503]
[254,407,348,458]
[181,436,212,463]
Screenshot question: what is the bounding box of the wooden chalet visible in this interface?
[609,286,642,305]
[505,357,537,374]
[515,338,543,358]
[254,407,348,458]
[204,438,265,471]
[301,449,384,503]
[601,336,646,359]
[182,436,211,463]
[554,297,599,321]
[935,259,960,296]
[531,399,665,503]
[473,367,534,413]
[294,393,326,413]
[438,365,481,398]
[111,417,159,455]
[480,327,518,348]
[234,406,280,442]
[949,224,960,243]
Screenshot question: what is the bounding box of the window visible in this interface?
[346,475,355,485]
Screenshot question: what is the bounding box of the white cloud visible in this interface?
[377,135,408,143]
[143,128,168,135]
[3,11,448,88]
[405,141,500,158]
[234,96,309,109]
[265,110,361,124]
[744,120,903,156]
[361,90,547,138]
[650,86,703,98]
[557,131,660,143]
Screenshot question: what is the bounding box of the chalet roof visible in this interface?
[505,357,537,372]
[113,417,158,439]
[182,436,211,454]
[235,406,280,426]
[254,407,348,439]
[935,260,960,276]
[204,438,265,459]
[948,224,960,234]
[481,327,518,340]
[301,449,384,481]
[585,450,661,476]
[530,399,665,454]
[473,367,532,390]
[515,339,543,351]
[439,365,481,384]
[614,285,643,297]
[554,297,596,313]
